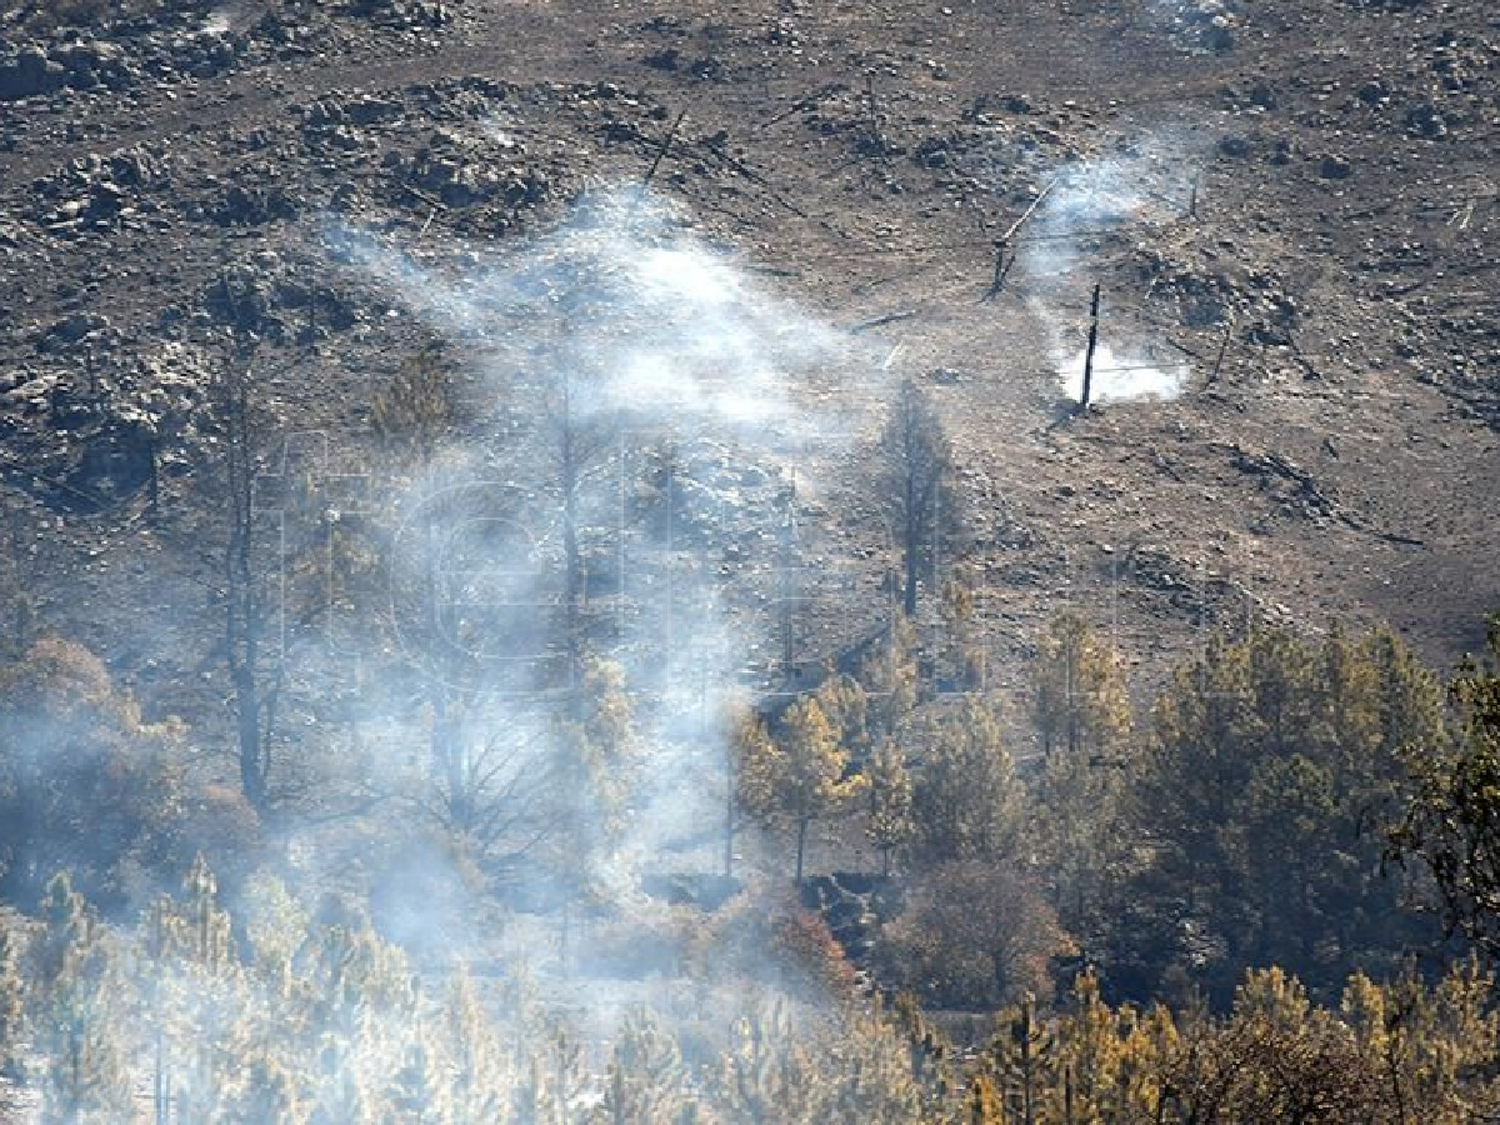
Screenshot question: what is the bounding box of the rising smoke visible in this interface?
[0,148,1208,1111]
[1014,132,1206,403]
[1059,342,1187,402]
[288,189,881,1046]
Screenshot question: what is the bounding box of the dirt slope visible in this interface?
[0,0,1495,720]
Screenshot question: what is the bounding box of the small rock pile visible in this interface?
[30,147,172,236]
[1133,244,1299,343]
[1166,0,1245,53]
[0,341,212,510]
[0,9,245,102]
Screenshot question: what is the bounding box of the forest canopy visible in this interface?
[1,606,1498,1121]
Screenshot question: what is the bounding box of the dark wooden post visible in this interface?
[865,72,885,154]
[1079,283,1101,412]
[642,110,687,192]
[984,178,1056,301]
[989,238,1009,296]
[1209,314,1235,384]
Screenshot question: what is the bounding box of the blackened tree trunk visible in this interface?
[879,378,958,617]
[220,355,272,815]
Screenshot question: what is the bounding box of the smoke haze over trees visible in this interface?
[0,186,1497,1122]
[1,0,1498,1116]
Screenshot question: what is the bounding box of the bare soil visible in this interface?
[0,0,1496,726]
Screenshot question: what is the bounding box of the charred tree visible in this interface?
[541,361,614,689]
[879,378,960,616]
[215,351,277,815]
[371,345,479,832]
[0,507,36,668]
[371,351,564,874]
[777,477,800,682]
[211,348,333,818]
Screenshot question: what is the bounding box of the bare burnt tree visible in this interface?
[879,378,960,616]
[400,485,560,865]
[372,348,474,831]
[547,363,593,678]
[0,502,36,668]
[215,349,280,815]
[530,276,620,688]
[210,341,338,817]
[405,688,560,881]
[371,350,566,877]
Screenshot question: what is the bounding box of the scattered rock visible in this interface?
[1405,103,1448,138]
[212,183,298,226]
[1218,133,1252,157]
[38,313,111,352]
[643,47,681,72]
[1319,154,1353,179]
[0,47,67,101]
[1168,0,1244,53]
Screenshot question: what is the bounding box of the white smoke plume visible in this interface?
[1013,132,1205,403]
[288,188,882,1046]
[1060,342,1188,403]
[332,190,842,436]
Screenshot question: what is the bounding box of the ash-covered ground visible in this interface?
[0,0,1496,768]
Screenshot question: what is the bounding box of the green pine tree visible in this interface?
[741,694,863,884]
[911,697,1023,865]
[594,1010,694,1124]
[990,993,1056,1125]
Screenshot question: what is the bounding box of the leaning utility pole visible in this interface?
[1079,283,1101,412]
[989,236,1010,296]
[1209,313,1235,384]
[640,110,687,194]
[986,178,1058,300]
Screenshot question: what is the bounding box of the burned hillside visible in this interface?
[0,0,1498,1121]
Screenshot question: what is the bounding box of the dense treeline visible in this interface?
[736,611,1468,1010]
[0,863,1496,1121]
[2,603,1499,1119]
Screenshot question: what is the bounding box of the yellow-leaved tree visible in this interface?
[739,694,863,884]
